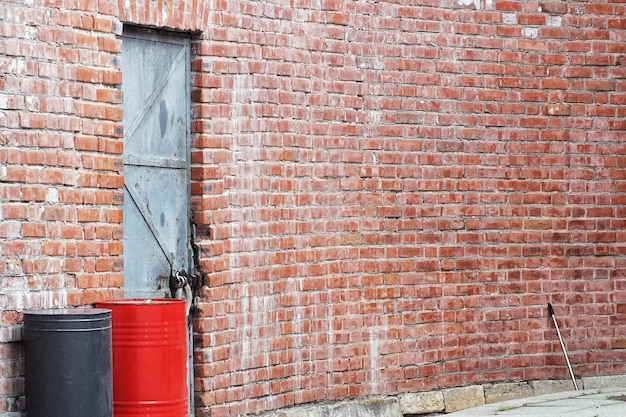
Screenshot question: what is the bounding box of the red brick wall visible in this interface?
[1,1,125,413]
[2,0,626,415]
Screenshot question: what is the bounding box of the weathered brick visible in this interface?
[2,1,626,417]
[540,2,568,14]
[587,80,616,91]
[544,104,571,116]
[612,339,626,349]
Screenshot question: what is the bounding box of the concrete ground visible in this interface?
[445,386,626,417]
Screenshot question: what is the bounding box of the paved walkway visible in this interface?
[445,387,626,417]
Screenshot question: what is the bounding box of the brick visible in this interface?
[75,66,99,83]
[609,120,626,130]
[609,18,626,29]
[611,339,626,349]
[539,2,568,14]
[19,114,47,129]
[587,80,616,91]
[544,104,571,116]
[21,223,45,237]
[496,0,523,11]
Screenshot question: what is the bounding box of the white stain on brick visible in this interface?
[547,15,562,27]
[25,25,37,40]
[232,74,250,135]
[369,315,389,395]
[32,290,68,309]
[502,13,518,24]
[161,4,169,25]
[523,27,539,38]
[369,328,379,393]
[457,0,481,10]
[46,188,59,203]
[293,279,305,398]
[6,259,22,275]
[239,280,273,409]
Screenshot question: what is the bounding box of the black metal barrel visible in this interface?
[23,308,112,417]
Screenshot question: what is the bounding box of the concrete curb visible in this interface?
[259,375,626,417]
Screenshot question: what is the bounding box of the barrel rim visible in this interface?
[24,308,112,316]
[97,298,186,306]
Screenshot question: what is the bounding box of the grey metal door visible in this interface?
[121,27,191,298]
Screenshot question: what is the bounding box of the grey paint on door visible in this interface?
[121,27,191,299]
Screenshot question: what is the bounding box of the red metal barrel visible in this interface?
[96,299,188,417]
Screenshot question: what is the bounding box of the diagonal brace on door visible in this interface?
[124,45,187,149]
[125,181,175,270]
